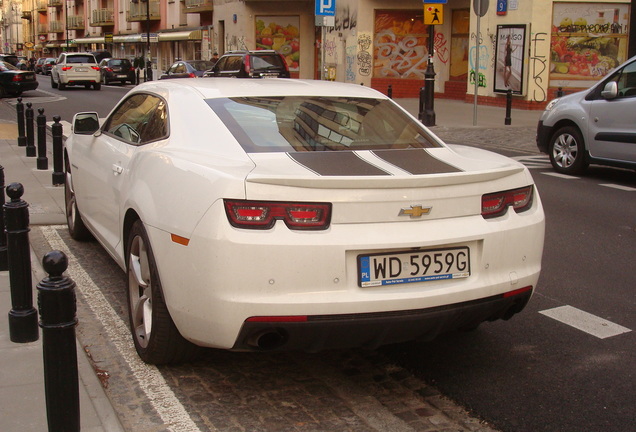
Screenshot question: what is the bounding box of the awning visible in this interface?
[158,30,202,41]
[73,37,105,44]
[114,34,143,43]
[45,42,60,48]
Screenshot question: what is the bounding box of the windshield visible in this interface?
[207,96,439,153]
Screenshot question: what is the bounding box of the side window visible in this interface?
[103,94,169,145]
[227,56,242,71]
[175,63,186,74]
[615,61,636,98]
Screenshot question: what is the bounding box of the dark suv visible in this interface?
[204,50,290,78]
[99,58,135,85]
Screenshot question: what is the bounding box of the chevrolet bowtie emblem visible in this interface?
[399,205,432,218]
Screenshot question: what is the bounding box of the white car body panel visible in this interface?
[65,79,545,352]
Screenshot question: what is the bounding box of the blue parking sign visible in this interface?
[316,0,335,16]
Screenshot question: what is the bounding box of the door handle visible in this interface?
[112,164,123,175]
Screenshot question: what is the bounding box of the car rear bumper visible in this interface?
[232,287,533,352]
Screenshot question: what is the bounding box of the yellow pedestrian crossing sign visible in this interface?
[424,4,444,25]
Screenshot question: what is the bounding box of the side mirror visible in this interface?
[600,81,618,100]
[72,112,100,135]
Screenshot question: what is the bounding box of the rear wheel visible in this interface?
[93,83,101,90]
[126,220,200,364]
[64,157,92,241]
[549,125,588,175]
[50,75,58,89]
[59,82,66,90]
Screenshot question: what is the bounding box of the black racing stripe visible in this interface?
[289,152,390,176]
[373,149,462,175]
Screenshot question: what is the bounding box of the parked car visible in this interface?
[17,56,28,70]
[51,52,101,90]
[35,57,47,74]
[537,54,636,174]
[64,79,545,365]
[159,60,216,79]
[42,58,56,75]
[203,50,290,78]
[90,50,112,63]
[0,54,19,67]
[0,60,39,97]
[99,58,135,85]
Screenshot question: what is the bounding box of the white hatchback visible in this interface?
[65,79,545,364]
[51,52,101,90]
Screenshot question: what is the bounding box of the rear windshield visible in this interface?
[207,96,440,153]
[67,55,96,64]
[189,60,215,71]
[250,54,284,70]
[111,59,132,67]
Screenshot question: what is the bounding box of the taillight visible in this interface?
[188,72,196,78]
[224,200,331,230]
[12,75,23,82]
[91,66,100,71]
[62,66,72,71]
[481,186,533,219]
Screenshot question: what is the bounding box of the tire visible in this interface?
[50,74,58,89]
[93,83,101,90]
[59,82,66,90]
[101,74,107,85]
[548,125,589,175]
[126,220,200,364]
[64,157,93,241]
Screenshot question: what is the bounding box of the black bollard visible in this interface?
[418,87,425,121]
[556,87,564,97]
[16,97,26,147]
[388,84,393,99]
[5,182,39,343]
[38,250,80,432]
[52,116,65,186]
[25,102,36,157]
[0,166,7,271]
[505,89,512,126]
[37,108,48,170]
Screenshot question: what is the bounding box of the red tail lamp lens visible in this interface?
[224,200,331,230]
[482,186,533,219]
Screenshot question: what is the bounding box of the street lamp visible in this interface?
[142,0,151,81]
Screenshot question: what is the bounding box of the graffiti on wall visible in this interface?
[374,10,429,79]
[329,4,358,34]
[469,32,490,73]
[357,34,372,76]
[434,32,449,64]
[226,35,247,51]
[530,32,548,102]
[345,43,356,82]
[469,69,487,87]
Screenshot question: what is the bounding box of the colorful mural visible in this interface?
[255,16,300,72]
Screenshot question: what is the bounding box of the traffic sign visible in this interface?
[315,0,335,16]
[424,4,444,25]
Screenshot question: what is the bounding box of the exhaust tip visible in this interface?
[247,329,288,350]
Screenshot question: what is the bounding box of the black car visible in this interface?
[99,58,135,85]
[42,58,56,75]
[0,61,39,97]
[159,60,216,79]
[204,50,290,78]
[0,54,19,67]
[35,57,47,74]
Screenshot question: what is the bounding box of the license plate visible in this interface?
[75,68,86,72]
[358,247,470,287]
[117,75,127,78]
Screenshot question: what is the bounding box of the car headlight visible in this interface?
[544,98,560,112]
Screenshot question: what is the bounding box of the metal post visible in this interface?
[556,87,564,97]
[0,166,7,271]
[422,25,436,127]
[418,87,425,121]
[38,250,80,432]
[37,108,48,170]
[16,97,26,147]
[505,89,512,126]
[144,0,152,82]
[387,84,393,99]
[25,103,36,157]
[5,182,39,343]
[52,116,65,186]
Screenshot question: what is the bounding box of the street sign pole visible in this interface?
[315,0,335,81]
[473,0,488,126]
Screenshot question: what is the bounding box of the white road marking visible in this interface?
[599,184,636,192]
[512,155,552,169]
[41,226,204,432]
[542,172,580,179]
[539,305,632,339]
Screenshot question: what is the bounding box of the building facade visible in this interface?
[0,0,631,108]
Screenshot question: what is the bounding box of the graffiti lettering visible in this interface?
[345,44,356,82]
[375,31,428,79]
[557,23,624,34]
[434,32,449,64]
[468,45,489,70]
[330,5,357,33]
[469,69,487,87]
[530,32,548,103]
[357,34,372,76]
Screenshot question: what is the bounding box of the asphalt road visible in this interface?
[17,75,636,431]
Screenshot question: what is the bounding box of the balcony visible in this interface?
[67,15,85,30]
[91,8,114,26]
[49,20,65,33]
[38,24,49,35]
[47,0,62,7]
[127,1,160,22]
[21,11,32,20]
[37,0,47,12]
[184,0,213,13]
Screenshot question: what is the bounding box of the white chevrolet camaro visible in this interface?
[64,79,545,364]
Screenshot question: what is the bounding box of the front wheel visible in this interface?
[50,74,58,89]
[549,126,589,175]
[126,220,200,364]
[64,157,93,241]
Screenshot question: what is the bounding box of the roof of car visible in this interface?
[135,78,388,100]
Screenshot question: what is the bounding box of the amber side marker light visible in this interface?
[171,234,190,246]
